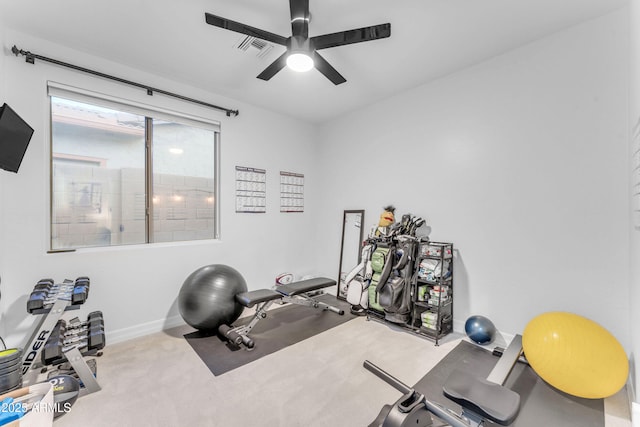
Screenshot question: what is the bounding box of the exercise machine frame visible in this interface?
[365,335,523,427]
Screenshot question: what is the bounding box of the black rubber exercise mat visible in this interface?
[413,340,604,427]
[184,294,355,376]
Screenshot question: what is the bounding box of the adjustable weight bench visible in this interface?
[218,277,344,349]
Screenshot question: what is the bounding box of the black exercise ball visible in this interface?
[178,264,247,331]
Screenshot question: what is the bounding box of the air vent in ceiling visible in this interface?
[233,36,274,59]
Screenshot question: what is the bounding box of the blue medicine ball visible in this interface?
[465,315,496,345]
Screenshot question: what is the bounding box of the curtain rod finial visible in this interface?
[10,45,34,64]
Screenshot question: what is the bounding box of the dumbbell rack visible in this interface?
[21,281,102,396]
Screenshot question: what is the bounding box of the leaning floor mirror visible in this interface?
[337,209,365,300]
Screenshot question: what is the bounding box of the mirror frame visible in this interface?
[337,209,365,300]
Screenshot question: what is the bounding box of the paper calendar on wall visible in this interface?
[236,166,266,213]
[280,171,304,213]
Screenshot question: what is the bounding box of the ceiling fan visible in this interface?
[204,0,391,85]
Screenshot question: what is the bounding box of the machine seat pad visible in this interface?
[235,289,282,308]
[276,277,336,297]
[443,369,520,426]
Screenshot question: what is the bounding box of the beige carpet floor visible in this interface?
[54,314,631,427]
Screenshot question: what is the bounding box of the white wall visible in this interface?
[0,28,322,346]
[0,6,6,342]
[629,0,640,420]
[317,10,630,347]
[0,5,633,379]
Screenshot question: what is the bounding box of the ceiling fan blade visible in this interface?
[289,0,310,38]
[205,12,288,46]
[313,52,346,85]
[311,23,391,50]
[257,51,289,81]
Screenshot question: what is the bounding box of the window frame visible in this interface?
[47,81,221,250]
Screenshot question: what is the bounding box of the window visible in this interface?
[49,84,220,250]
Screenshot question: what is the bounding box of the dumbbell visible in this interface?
[27,291,49,313]
[27,277,91,313]
[50,278,90,305]
[59,317,104,336]
[42,315,103,363]
[64,322,104,340]
[42,321,69,365]
[63,330,105,350]
[26,279,59,313]
[34,279,74,294]
[43,329,106,366]
[27,280,74,313]
[75,277,90,289]
[71,277,90,305]
[63,319,104,341]
[33,278,54,291]
[66,312,103,332]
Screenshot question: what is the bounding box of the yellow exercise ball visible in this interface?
[522,312,628,399]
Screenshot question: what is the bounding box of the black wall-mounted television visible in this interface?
[0,103,34,173]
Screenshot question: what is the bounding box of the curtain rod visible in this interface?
[11,45,239,117]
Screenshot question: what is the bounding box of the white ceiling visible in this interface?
[0,0,629,124]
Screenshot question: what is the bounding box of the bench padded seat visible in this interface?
[236,289,282,308]
[276,277,336,297]
[443,369,520,426]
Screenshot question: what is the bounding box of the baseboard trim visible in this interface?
[453,319,464,335]
[108,316,509,353]
[632,401,640,427]
[453,319,515,350]
[108,315,186,345]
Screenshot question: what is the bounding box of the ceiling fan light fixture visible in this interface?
[286,52,314,72]
[205,1,391,85]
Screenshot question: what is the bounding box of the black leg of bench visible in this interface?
[218,299,276,349]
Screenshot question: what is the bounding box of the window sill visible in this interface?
[47,238,223,255]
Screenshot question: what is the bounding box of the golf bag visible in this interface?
[377,239,416,324]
